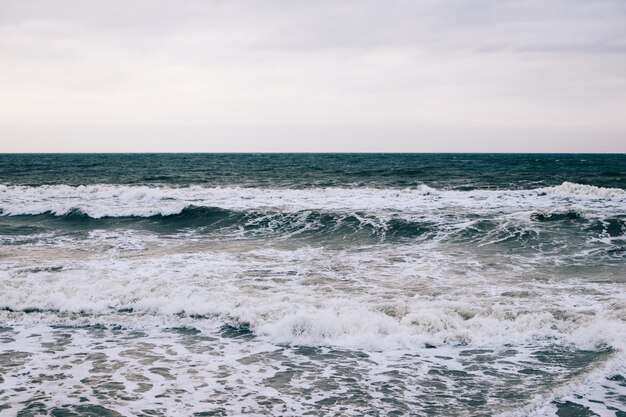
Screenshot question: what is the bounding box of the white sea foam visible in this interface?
[1,246,624,353]
[0,182,624,218]
[540,181,626,198]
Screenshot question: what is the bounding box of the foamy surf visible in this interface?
[1,154,625,416]
[0,182,624,218]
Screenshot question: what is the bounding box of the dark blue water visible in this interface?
[1,153,624,189]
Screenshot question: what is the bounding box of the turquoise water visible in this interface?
[0,154,625,416]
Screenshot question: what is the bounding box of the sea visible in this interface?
[0,153,624,417]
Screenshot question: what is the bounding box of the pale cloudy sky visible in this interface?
[1,0,625,152]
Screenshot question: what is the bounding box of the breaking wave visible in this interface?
[0,182,624,218]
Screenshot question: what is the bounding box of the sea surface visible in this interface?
[0,153,625,416]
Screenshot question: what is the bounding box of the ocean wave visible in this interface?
[4,208,624,250]
[1,248,624,352]
[0,206,438,242]
[539,181,626,198]
[2,295,623,353]
[2,182,625,249]
[0,182,624,218]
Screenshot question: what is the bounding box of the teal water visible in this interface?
[1,153,625,189]
[0,154,624,416]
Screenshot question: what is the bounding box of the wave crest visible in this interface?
[0,182,624,219]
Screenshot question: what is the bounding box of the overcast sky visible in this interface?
[1,0,625,152]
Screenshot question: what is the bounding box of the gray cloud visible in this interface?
[1,0,625,152]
